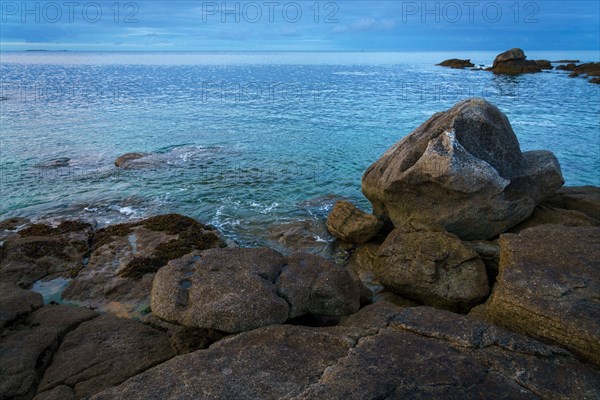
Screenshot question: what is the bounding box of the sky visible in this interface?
[0,0,599,51]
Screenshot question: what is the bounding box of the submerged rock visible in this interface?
[470,224,600,366]
[326,201,383,244]
[375,229,489,311]
[437,58,475,69]
[114,152,150,168]
[91,306,600,400]
[362,98,564,240]
[63,214,225,318]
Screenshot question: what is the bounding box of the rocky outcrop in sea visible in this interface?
[1,98,599,399]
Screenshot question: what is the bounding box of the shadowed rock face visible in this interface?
[470,224,600,367]
[362,98,564,240]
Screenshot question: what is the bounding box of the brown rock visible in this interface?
[114,152,149,168]
[268,219,335,257]
[151,248,289,333]
[36,314,176,399]
[0,283,43,328]
[490,48,545,74]
[326,201,383,244]
[33,385,75,400]
[492,48,526,67]
[437,58,475,69]
[543,185,600,221]
[375,230,489,311]
[0,220,93,288]
[276,253,361,319]
[508,203,596,233]
[62,214,225,319]
[470,225,600,366]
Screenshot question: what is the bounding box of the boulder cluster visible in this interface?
[437,47,600,83]
[1,98,599,399]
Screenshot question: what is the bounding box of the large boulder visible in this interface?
[490,48,543,74]
[362,98,564,240]
[62,214,225,318]
[326,201,383,244]
[35,314,176,399]
[470,224,600,366]
[151,249,360,332]
[151,248,289,333]
[374,229,489,311]
[90,306,600,400]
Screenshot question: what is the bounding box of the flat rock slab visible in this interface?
[470,224,600,366]
[0,305,97,400]
[91,305,600,400]
[36,314,176,399]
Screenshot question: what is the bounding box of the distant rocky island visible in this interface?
[1,98,599,399]
[438,48,600,84]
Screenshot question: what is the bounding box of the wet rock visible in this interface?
[114,152,150,168]
[62,214,225,319]
[326,201,383,244]
[470,225,600,366]
[0,283,43,328]
[543,185,600,221]
[151,248,289,333]
[33,385,75,400]
[508,203,596,233]
[375,229,489,312]
[276,253,361,319]
[0,216,30,232]
[557,63,577,71]
[0,305,97,400]
[566,62,600,77]
[362,98,564,240]
[36,314,176,399]
[437,58,475,69]
[590,77,600,84]
[0,220,93,288]
[91,307,600,400]
[38,158,70,169]
[533,59,552,70]
[268,219,335,257]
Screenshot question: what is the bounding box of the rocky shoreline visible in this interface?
[438,48,600,84]
[2,98,599,399]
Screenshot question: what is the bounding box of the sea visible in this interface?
[1,51,599,246]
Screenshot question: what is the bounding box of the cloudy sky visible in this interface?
[1,0,599,51]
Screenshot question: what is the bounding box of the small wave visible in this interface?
[512,120,558,128]
[333,71,379,76]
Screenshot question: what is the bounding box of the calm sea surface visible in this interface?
[1,51,599,245]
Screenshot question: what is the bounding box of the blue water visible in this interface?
[1,51,599,245]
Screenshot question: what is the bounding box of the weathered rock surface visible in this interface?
[470,224,600,366]
[326,201,383,244]
[362,98,564,240]
[0,220,93,288]
[152,249,360,332]
[36,314,176,399]
[0,283,43,328]
[543,185,600,221]
[268,219,335,257]
[63,214,225,318]
[277,253,360,319]
[464,239,500,281]
[375,229,489,311]
[91,306,600,400]
[152,248,289,333]
[508,202,596,232]
[437,58,475,69]
[0,305,97,400]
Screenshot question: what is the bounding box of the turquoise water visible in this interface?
[1,51,599,245]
